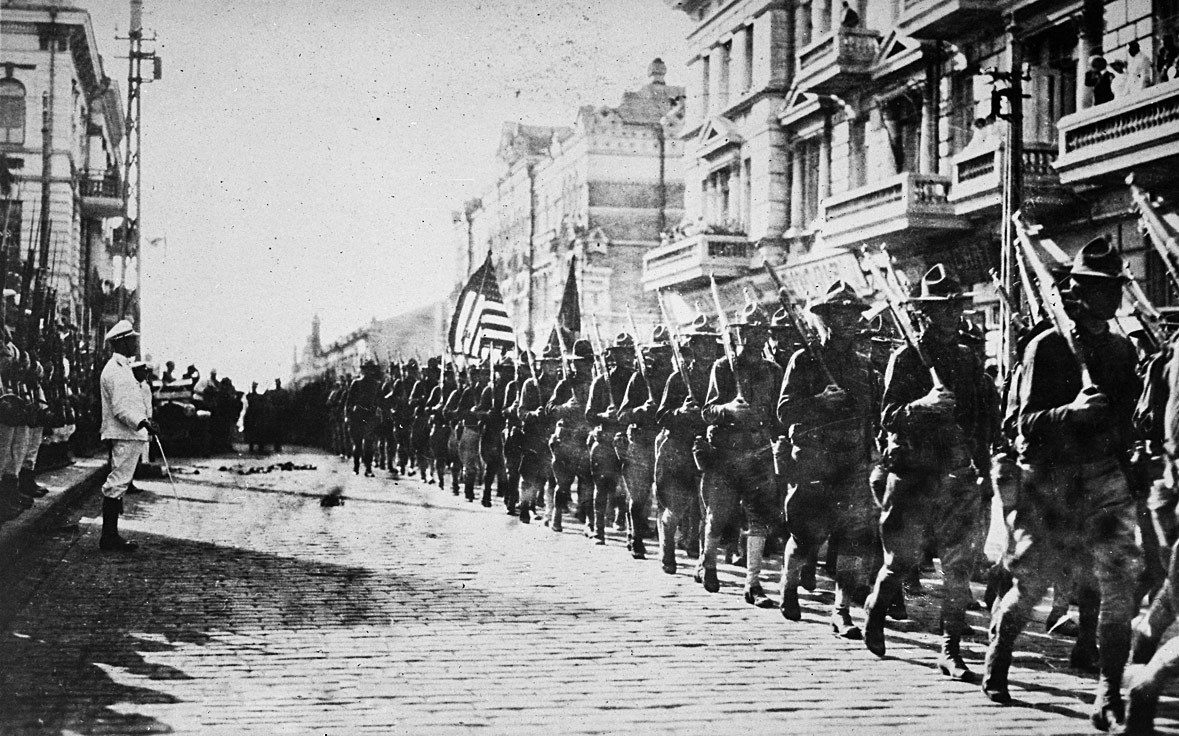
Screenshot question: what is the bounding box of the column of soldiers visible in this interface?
[303,236,1179,734]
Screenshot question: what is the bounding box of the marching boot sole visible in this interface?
[938,661,979,684]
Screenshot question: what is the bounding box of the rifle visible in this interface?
[708,272,746,403]
[1012,213,1096,389]
[16,247,34,350]
[588,314,617,407]
[762,262,839,389]
[867,247,947,390]
[625,304,651,397]
[553,322,572,381]
[656,290,696,405]
[1129,175,1179,292]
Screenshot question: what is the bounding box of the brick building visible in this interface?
[1,0,125,338]
[454,60,686,349]
[655,0,1179,346]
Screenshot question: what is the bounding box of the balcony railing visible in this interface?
[794,27,880,95]
[79,169,123,218]
[1054,79,1179,185]
[896,0,1000,40]
[950,140,1067,216]
[818,172,968,250]
[641,233,752,291]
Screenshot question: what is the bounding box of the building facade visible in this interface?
[1,0,125,340]
[291,304,447,387]
[454,60,687,349]
[656,0,1179,345]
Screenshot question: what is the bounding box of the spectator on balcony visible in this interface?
[958,116,996,158]
[840,1,859,29]
[1124,40,1154,93]
[1157,35,1177,82]
[1085,54,1116,106]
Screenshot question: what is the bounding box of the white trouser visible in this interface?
[8,425,28,478]
[21,426,43,471]
[0,424,15,477]
[103,440,147,499]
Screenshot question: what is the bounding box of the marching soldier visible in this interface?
[655,315,716,573]
[586,334,636,545]
[547,339,594,533]
[617,327,674,560]
[409,357,440,482]
[982,239,1143,732]
[513,348,557,524]
[447,361,488,502]
[500,352,530,515]
[427,363,458,492]
[776,281,879,639]
[862,265,993,683]
[700,304,783,607]
[345,359,385,476]
[475,356,514,508]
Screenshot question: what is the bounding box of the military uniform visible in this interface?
[776,281,879,637]
[447,366,486,502]
[344,361,385,476]
[983,240,1144,731]
[547,340,594,533]
[617,330,673,560]
[586,335,636,545]
[863,265,993,684]
[654,317,715,574]
[700,305,783,605]
[475,360,514,508]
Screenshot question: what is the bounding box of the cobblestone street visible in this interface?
[0,448,1175,735]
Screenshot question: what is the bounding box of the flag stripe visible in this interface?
[449,256,516,358]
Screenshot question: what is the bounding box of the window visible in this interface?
[743,29,754,92]
[718,42,732,109]
[702,56,711,117]
[0,80,26,145]
[799,138,822,226]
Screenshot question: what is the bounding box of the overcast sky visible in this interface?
[80,0,691,386]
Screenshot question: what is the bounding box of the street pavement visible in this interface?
[1,448,1178,735]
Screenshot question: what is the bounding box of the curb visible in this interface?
[0,458,107,575]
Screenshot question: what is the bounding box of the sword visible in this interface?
[152,433,181,503]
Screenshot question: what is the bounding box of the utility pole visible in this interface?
[118,0,160,358]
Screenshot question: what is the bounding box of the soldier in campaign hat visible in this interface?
[547,339,595,532]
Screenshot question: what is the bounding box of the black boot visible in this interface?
[1091,622,1131,732]
[18,469,48,498]
[630,500,647,560]
[938,618,979,683]
[982,610,1025,705]
[1071,586,1101,673]
[864,572,901,658]
[98,497,137,552]
[0,474,23,520]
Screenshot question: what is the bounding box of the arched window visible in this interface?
[0,79,26,145]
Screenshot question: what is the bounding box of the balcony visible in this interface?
[1054,79,1179,186]
[78,170,123,218]
[794,27,880,95]
[949,140,1070,217]
[641,232,752,291]
[818,172,968,250]
[896,0,1001,40]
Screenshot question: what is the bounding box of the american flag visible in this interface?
[448,253,516,357]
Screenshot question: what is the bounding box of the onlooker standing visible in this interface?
[98,320,156,552]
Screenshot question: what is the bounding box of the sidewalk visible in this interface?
[0,456,106,573]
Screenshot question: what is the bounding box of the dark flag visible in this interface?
[546,255,581,353]
[449,253,515,358]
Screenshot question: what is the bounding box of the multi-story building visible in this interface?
[1,0,125,339]
[291,305,447,386]
[656,0,1179,346]
[454,60,686,349]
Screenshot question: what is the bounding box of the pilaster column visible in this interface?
[708,47,724,116]
[920,45,940,175]
[811,0,831,41]
[732,26,750,96]
[790,146,805,228]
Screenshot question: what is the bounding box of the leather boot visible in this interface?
[0,473,23,520]
[98,496,137,552]
[629,500,647,560]
[864,571,901,658]
[659,514,677,574]
[1123,686,1158,736]
[1090,622,1131,732]
[551,508,563,532]
[743,536,772,607]
[518,505,531,524]
[938,618,979,683]
[982,609,1025,705]
[778,539,805,621]
[12,470,33,510]
[18,469,47,498]
[1071,584,1100,673]
[831,571,862,639]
